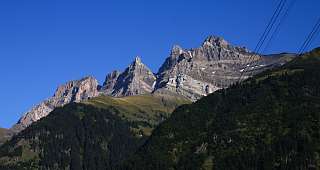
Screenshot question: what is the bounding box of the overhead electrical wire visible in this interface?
[298,17,320,55]
[237,0,288,83]
[255,0,287,53]
[246,0,297,78]
[263,0,297,52]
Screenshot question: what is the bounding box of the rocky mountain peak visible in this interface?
[202,35,250,54]
[202,35,229,48]
[11,76,99,132]
[128,56,144,71]
[171,45,184,56]
[154,36,292,101]
[102,57,156,97]
[134,56,142,64]
[124,56,151,76]
[52,76,99,104]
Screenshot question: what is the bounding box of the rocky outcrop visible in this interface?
[11,76,99,132]
[101,70,121,95]
[154,36,292,101]
[101,57,156,97]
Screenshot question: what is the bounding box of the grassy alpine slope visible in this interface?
[122,48,320,170]
[0,94,190,169]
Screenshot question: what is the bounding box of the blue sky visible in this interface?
[0,0,319,128]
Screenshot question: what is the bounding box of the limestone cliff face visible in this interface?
[154,36,290,101]
[101,57,156,97]
[11,76,99,132]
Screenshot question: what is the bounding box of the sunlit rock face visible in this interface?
[101,57,156,97]
[154,36,291,101]
[11,76,99,132]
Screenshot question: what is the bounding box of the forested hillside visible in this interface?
[0,94,189,169]
[122,48,320,170]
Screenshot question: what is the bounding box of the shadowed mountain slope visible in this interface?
[122,48,320,170]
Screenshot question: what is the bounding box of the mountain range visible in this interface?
[5,36,294,136]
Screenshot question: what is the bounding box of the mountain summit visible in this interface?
[101,56,156,97]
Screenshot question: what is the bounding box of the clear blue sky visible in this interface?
[0,0,319,128]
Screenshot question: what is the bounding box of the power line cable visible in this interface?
[298,19,319,54]
[253,0,287,54]
[306,22,320,52]
[263,0,297,52]
[237,0,287,83]
[298,17,320,55]
[246,0,297,78]
[255,0,287,54]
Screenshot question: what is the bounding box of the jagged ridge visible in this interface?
[154,35,293,100]
[9,35,294,133]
